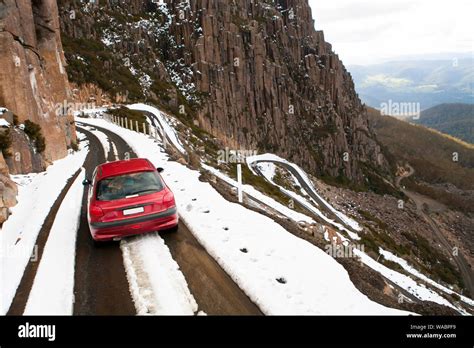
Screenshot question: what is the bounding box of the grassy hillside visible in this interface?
[368,107,474,213]
[410,103,473,144]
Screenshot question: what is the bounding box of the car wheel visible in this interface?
[165,224,179,233]
[92,237,103,248]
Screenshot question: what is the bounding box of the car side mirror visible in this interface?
[82,179,91,186]
[157,167,164,173]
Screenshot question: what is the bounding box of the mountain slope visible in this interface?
[411,103,474,144]
[368,107,474,212]
[367,108,474,297]
[58,0,387,185]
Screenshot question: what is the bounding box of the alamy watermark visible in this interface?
[217,147,257,164]
[325,242,364,259]
[380,99,421,120]
[52,100,97,117]
[0,244,38,262]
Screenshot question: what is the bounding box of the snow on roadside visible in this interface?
[354,250,467,313]
[23,169,85,315]
[0,142,88,315]
[378,248,474,307]
[280,185,361,240]
[79,125,110,158]
[121,234,198,315]
[111,142,119,161]
[202,163,313,224]
[77,116,410,315]
[248,157,469,313]
[247,153,362,232]
[127,103,186,155]
[254,162,359,240]
[202,159,465,311]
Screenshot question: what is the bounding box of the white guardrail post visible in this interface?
[162,128,167,148]
[237,164,243,203]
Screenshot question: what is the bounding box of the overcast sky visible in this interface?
[307,0,474,65]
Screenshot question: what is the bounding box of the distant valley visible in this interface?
[349,55,473,111]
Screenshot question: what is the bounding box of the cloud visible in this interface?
[414,84,439,92]
[309,0,415,22]
[307,0,474,65]
[362,74,413,88]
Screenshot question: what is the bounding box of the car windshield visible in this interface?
[96,171,164,201]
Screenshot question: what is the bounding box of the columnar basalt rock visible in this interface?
[165,0,387,182]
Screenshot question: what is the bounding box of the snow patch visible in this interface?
[202,163,313,224]
[127,103,186,154]
[355,250,467,313]
[254,161,359,239]
[80,125,110,159]
[23,169,85,315]
[121,234,198,315]
[247,153,362,232]
[0,143,88,314]
[379,248,473,307]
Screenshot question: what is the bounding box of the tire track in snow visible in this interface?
[7,169,83,315]
[23,169,86,315]
[120,233,198,315]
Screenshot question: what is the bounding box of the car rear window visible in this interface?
[96,171,164,201]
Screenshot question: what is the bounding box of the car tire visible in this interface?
[166,224,179,233]
[92,237,103,248]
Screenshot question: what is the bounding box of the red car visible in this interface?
[83,158,178,242]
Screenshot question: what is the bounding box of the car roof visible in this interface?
[96,158,155,180]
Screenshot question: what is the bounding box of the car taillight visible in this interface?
[90,205,104,218]
[163,191,176,208]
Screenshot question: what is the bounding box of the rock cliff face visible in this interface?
[171,0,387,181]
[0,0,75,223]
[0,152,17,222]
[59,0,387,182]
[0,0,75,164]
